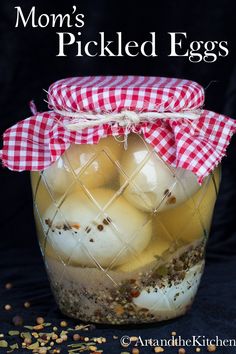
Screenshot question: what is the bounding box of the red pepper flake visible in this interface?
[130,289,140,298]
[166,196,176,205]
[72,223,80,229]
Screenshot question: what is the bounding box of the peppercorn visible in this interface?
[12,315,24,326]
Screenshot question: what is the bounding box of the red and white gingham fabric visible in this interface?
[48,76,204,113]
[1,76,236,183]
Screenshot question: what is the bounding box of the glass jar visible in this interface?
[31,133,220,324]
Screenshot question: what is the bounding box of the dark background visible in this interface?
[0,0,236,353]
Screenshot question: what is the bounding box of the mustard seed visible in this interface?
[154,347,164,353]
[24,301,31,309]
[132,348,140,354]
[171,331,177,336]
[4,304,12,311]
[36,317,45,325]
[60,334,68,341]
[24,337,32,345]
[207,344,216,352]
[5,283,12,290]
[196,349,201,353]
[60,321,67,327]
[178,349,186,354]
[38,348,47,354]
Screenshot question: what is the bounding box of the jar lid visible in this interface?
[48,76,204,113]
[0,75,236,183]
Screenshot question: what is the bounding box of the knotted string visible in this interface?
[53,108,203,131]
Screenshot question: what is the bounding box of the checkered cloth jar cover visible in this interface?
[1,76,235,183]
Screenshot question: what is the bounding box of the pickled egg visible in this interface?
[120,134,201,212]
[43,188,152,268]
[153,167,220,243]
[43,136,123,195]
[133,261,204,316]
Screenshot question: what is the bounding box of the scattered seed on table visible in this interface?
[130,336,138,342]
[132,348,140,354]
[53,327,58,331]
[60,334,68,341]
[5,283,13,290]
[12,315,24,326]
[38,348,47,354]
[154,347,164,353]
[24,301,31,309]
[33,324,44,330]
[24,337,32,345]
[171,331,177,336]
[196,349,201,353]
[60,321,67,327]
[207,344,216,352]
[178,349,186,354]
[0,340,8,348]
[4,304,12,311]
[73,333,80,341]
[36,317,45,325]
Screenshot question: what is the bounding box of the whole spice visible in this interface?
[12,315,24,326]
[60,321,68,327]
[4,304,12,311]
[73,334,80,341]
[36,317,45,325]
[5,283,13,290]
[24,337,32,345]
[207,344,216,352]
[178,349,186,354]
[154,347,164,353]
[132,348,140,354]
[24,301,31,309]
[130,290,140,298]
[196,349,201,353]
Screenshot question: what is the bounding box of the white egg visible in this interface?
[120,134,201,212]
[43,136,123,195]
[133,261,204,316]
[153,167,221,244]
[42,188,152,268]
